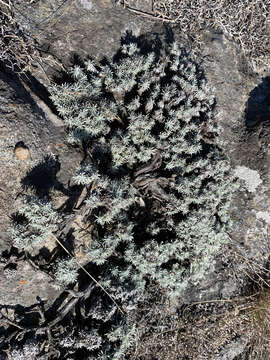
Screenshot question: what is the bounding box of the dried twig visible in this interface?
[123,4,176,22]
[47,283,94,328]
[52,234,125,314]
[0,311,24,330]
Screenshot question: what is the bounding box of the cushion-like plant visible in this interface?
[10,195,59,251]
[50,33,239,299]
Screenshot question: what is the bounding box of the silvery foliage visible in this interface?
[9,340,39,360]
[102,322,136,360]
[58,320,135,360]
[50,35,239,299]
[10,195,59,251]
[53,258,78,289]
[10,196,78,288]
[59,329,102,351]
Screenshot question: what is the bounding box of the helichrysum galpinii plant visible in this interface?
[50,33,239,299]
[10,195,59,251]
[53,258,79,289]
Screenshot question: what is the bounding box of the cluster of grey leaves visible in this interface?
[59,329,103,352]
[50,34,238,300]
[58,316,136,360]
[9,340,39,360]
[10,195,59,251]
[53,258,79,289]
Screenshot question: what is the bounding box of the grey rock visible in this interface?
[0,261,59,307]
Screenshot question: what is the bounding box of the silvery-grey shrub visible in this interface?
[50,33,239,300]
[10,195,59,251]
[53,258,78,289]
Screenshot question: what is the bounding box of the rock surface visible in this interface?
[0,261,59,307]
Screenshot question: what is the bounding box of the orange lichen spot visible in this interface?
[19,279,27,285]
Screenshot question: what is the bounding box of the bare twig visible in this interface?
[48,283,94,328]
[124,5,176,23]
[52,234,125,314]
[0,311,24,330]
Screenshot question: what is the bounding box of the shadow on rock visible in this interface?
[245,76,270,128]
[0,71,58,124]
[21,154,69,199]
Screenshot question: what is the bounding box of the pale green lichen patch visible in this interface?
[234,165,262,193]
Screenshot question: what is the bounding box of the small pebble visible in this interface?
[14,142,30,160]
